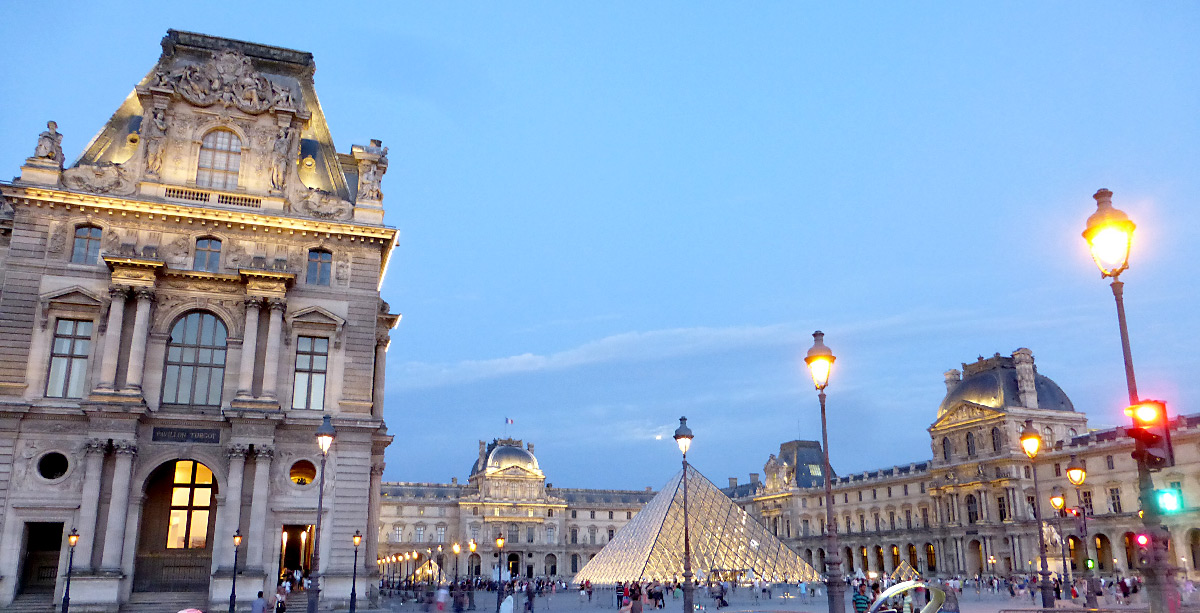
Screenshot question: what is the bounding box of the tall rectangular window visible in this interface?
[545,526,555,543]
[292,336,329,410]
[436,526,446,542]
[71,226,102,264]
[1109,488,1122,514]
[307,249,332,285]
[997,496,1008,521]
[905,509,912,529]
[46,319,92,398]
[471,526,480,542]
[1081,490,1094,515]
[920,507,929,527]
[526,527,534,543]
[415,526,424,542]
[1106,455,1115,470]
[802,519,810,536]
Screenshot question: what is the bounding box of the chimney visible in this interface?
[478,440,487,465]
[1012,348,1038,408]
[451,477,458,485]
[645,486,652,492]
[749,473,760,485]
[527,442,535,454]
[944,369,961,393]
[729,477,738,488]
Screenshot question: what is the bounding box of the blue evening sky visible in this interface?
[2,3,1197,490]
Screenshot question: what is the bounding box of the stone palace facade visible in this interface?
[0,30,398,611]
[728,349,1200,582]
[377,438,655,581]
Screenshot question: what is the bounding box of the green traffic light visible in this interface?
[1085,559,1095,569]
[1155,488,1182,513]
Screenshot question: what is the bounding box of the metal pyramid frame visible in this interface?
[407,559,446,584]
[573,464,820,585]
[889,560,920,582]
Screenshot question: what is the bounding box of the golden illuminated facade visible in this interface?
[378,438,655,581]
[730,349,1200,581]
[0,30,398,611]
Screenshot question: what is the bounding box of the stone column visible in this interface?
[260,300,286,400]
[236,298,262,399]
[246,446,274,569]
[123,288,156,391]
[100,441,137,570]
[95,287,127,390]
[372,337,388,417]
[73,439,108,569]
[221,445,249,568]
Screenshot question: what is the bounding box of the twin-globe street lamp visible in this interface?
[673,417,694,613]
[1081,188,1174,613]
[804,331,846,613]
[1019,420,1056,608]
[307,415,336,613]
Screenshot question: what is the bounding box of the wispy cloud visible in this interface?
[392,324,806,389]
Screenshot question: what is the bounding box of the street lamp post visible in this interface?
[230,530,243,613]
[1065,456,1099,609]
[453,543,462,583]
[468,540,478,610]
[805,331,845,613]
[495,537,506,613]
[307,415,337,613]
[1020,420,1055,608]
[1049,486,1072,594]
[62,528,78,613]
[674,417,695,613]
[1082,188,1173,613]
[350,531,362,613]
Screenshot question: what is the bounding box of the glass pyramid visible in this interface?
[574,464,820,585]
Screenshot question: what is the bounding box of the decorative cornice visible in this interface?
[2,184,396,243]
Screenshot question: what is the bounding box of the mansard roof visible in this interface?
[75,29,360,202]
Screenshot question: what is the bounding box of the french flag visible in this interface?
[504,417,514,424]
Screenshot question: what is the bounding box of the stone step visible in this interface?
[7,593,55,613]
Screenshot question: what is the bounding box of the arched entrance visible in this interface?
[841,547,852,572]
[817,548,826,572]
[1068,535,1083,572]
[1095,534,1114,572]
[1187,529,1200,571]
[872,546,884,573]
[907,544,918,569]
[506,553,520,579]
[133,460,218,592]
[890,545,901,571]
[544,554,557,576]
[1123,532,1137,570]
[966,539,983,576]
[925,543,937,573]
[468,553,481,576]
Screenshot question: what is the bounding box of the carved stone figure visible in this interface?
[34,121,65,165]
[270,126,293,191]
[356,141,388,202]
[61,162,136,196]
[143,108,168,177]
[47,222,69,255]
[148,49,297,115]
[298,188,352,221]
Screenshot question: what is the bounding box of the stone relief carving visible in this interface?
[33,121,65,165]
[298,188,352,221]
[47,221,69,255]
[103,229,121,253]
[355,140,388,202]
[334,253,351,286]
[225,241,249,269]
[61,162,136,196]
[149,48,296,115]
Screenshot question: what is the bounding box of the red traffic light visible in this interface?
[1126,400,1175,470]
[1135,534,1150,547]
[1127,401,1164,424]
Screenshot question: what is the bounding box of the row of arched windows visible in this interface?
[69,225,334,286]
[942,427,1004,462]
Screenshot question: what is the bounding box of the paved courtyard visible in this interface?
[374,587,1158,613]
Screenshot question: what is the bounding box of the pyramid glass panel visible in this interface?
[574,464,820,585]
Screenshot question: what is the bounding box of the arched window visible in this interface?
[193,238,221,272]
[965,494,979,524]
[196,129,242,189]
[1043,427,1055,447]
[1067,428,1078,439]
[71,225,103,264]
[307,249,332,285]
[942,437,951,462]
[991,427,1002,452]
[161,312,228,407]
[966,432,976,457]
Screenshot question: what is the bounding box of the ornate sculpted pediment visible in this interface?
[148,48,297,115]
[61,162,136,196]
[38,286,105,329]
[931,402,1005,430]
[297,188,352,221]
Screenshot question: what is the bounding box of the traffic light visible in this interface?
[1085,558,1095,570]
[1126,400,1175,469]
[1069,508,1087,534]
[1154,488,1183,514]
[1134,533,1152,568]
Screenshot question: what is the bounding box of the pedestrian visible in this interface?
[251,591,268,613]
[852,584,872,613]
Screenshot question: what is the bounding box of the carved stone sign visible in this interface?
[152,427,220,444]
